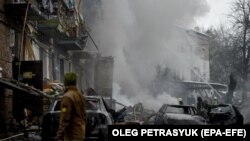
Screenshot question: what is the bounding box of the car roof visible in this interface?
[211,104,231,107]
[55,95,103,100]
[164,104,196,108]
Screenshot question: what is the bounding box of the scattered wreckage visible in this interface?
[111,102,155,125]
[142,103,244,125]
[41,94,245,141]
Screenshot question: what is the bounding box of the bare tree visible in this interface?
[207,26,235,84]
[229,0,250,100]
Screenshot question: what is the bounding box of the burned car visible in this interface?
[144,104,207,125]
[208,104,244,125]
[41,95,113,141]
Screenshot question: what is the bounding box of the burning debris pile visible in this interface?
[123,103,155,123]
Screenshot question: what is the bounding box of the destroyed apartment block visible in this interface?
[0,0,115,137]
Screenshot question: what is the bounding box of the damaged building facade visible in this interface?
[153,29,227,105]
[0,0,114,135]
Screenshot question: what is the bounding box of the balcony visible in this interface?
[38,0,75,16]
[37,19,67,38]
[57,31,88,51]
[36,0,79,38]
[5,0,48,21]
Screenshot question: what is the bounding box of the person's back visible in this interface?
[57,72,86,141]
[196,97,207,118]
[63,86,86,140]
[197,97,203,111]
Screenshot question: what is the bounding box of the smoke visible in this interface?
[83,0,209,110]
[113,83,179,111]
[113,83,134,107]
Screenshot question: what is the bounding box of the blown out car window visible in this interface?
[166,106,185,114]
[86,99,100,110]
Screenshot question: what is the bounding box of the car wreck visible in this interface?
[41,95,113,141]
[208,104,244,125]
[144,104,207,125]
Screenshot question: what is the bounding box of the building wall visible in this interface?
[183,30,210,82]
[193,32,210,82]
[166,29,210,83]
[71,52,97,91]
[0,1,12,78]
[31,40,52,80]
[94,56,114,98]
[0,2,13,132]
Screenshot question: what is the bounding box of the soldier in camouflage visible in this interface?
[57,72,86,141]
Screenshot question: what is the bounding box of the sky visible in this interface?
[195,0,235,29]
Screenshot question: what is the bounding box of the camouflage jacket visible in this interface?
[56,86,86,141]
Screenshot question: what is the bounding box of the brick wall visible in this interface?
[0,1,12,78]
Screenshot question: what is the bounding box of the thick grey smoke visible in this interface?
[113,83,179,111]
[83,0,209,110]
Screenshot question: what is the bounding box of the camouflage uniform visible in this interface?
[57,73,86,141]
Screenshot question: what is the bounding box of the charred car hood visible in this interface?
[163,113,206,125]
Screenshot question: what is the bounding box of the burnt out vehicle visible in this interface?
[41,95,113,141]
[208,104,244,125]
[144,104,207,125]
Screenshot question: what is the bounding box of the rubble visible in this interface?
[123,103,155,123]
[43,82,64,96]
